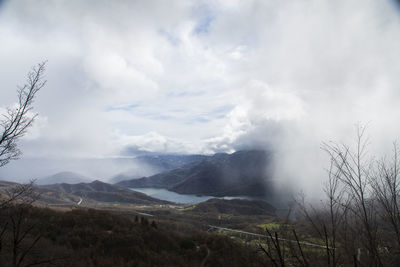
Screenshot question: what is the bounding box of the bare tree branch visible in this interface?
[0,62,46,167]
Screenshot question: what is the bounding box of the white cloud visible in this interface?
[116,131,202,155]
[1,0,400,191]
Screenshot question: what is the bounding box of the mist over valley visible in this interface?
[1,0,400,265]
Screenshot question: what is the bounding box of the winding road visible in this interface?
[207,225,334,250]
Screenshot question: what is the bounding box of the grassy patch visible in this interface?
[257,222,281,231]
[177,205,196,211]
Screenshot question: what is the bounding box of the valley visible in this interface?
[0,150,289,240]
[0,171,284,266]
[0,149,390,266]
[1,1,398,265]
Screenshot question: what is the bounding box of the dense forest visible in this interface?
[0,203,267,266]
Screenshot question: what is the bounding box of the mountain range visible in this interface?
[117,150,273,197]
[110,154,206,183]
[28,154,207,186]
[41,180,170,205]
[36,171,94,185]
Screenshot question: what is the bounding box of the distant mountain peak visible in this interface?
[37,171,94,185]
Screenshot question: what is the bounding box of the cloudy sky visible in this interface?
[1,0,400,187]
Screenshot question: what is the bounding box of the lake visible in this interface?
[130,187,274,205]
[130,187,293,217]
[131,187,220,204]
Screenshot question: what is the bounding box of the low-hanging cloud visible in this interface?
[1,0,400,192]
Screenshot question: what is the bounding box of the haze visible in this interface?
[1,0,400,193]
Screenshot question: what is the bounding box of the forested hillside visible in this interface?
[0,204,267,266]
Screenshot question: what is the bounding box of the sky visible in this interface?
[1,0,400,190]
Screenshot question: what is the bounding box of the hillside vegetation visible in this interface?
[0,204,267,266]
[190,198,276,216]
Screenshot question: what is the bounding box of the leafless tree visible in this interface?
[290,126,393,266]
[322,126,382,266]
[258,230,286,267]
[260,126,400,265]
[371,142,400,260]
[295,187,344,267]
[0,62,46,167]
[0,181,39,210]
[0,63,50,267]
